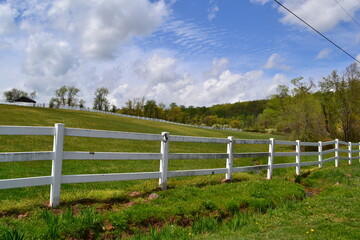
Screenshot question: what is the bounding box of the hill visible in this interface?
[1,104,360,240]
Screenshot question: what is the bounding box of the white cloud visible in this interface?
[208,0,220,21]
[264,53,290,71]
[250,0,270,4]
[0,39,12,49]
[266,73,289,95]
[316,48,331,59]
[205,58,229,77]
[135,54,178,83]
[277,0,360,32]
[23,32,77,77]
[79,0,168,59]
[0,3,17,35]
[160,18,224,55]
[17,0,168,59]
[112,53,269,106]
[251,0,360,32]
[356,54,360,67]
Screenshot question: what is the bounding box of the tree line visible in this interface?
[116,62,360,142]
[258,63,360,142]
[3,62,360,142]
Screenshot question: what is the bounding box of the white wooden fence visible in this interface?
[0,124,359,207]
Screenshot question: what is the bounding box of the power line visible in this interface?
[273,0,360,64]
[334,0,360,29]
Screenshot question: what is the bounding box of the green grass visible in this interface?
[1,104,359,239]
[0,104,282,211]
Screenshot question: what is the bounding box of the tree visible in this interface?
[66,86,80,107]
[49,97,60,108]
[50,85,80,108]
[79,99,86,108]
[3,88,36,102]
[318,70,339,136]
[333,63,360,141]
[144,100,157,118]
[50,85,80,107]
[133,97,145,116]
[93,87,110,111]
[55,86,67,106]
[261,77,326,141]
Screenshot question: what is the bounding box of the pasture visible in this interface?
[1,104,359,239]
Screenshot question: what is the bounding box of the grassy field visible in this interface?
[1,104,359,239]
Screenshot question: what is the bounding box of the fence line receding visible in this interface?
[0,123,359,207]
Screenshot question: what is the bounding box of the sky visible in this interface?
[1,0,360,108]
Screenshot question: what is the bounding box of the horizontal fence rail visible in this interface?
[0,124,359,207]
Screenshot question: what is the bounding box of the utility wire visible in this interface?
[273,0,360,64]
[334,0,360,29]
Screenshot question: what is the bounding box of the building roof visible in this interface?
[13,96,36,103]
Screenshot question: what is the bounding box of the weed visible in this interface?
[41,211,62,239]
[0,228,25,240]
[191,217,219,234]
[201,200,217,211]
[225,212,250,231]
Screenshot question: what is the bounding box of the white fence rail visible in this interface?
[1,124,359,207]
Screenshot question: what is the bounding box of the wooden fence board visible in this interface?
[0,176,52,189]
[0,151,53,162]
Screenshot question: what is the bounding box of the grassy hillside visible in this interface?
[1,104,359,239]
[0,104,282,207]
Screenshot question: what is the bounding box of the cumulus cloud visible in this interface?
[135,54,178,83]
[251,0,360,32]
[316,48,331,59]
[0,3,18,35]
[263,53,290,71]
[205,58,229,77]
[252,0,360,32]
[280,0,360,32]
[79,0,168,59]
[266,73,289,95]
[112,53,269,106]
[18,0,168,59]
[23,32,77,77]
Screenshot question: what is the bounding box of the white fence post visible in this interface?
[335,139,339,167]
[318,141,323,168]
[348,142,352,165]
[267,138,274,179]
[50,123,65,207]
[159,132,169,190]
[296,140,301,176]
[226,136,234,180]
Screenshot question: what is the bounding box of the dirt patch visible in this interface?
[304,187,323,197]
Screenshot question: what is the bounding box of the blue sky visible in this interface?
[1,0,360,107]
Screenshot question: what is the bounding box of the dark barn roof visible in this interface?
[13,96,36,103]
